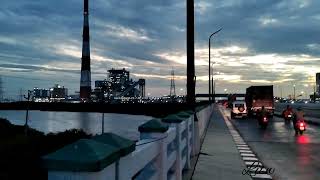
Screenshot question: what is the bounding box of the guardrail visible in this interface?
[43,104,213,180]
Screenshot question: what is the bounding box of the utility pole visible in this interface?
[314,84,316,103]
[186,0,195,105]
[293,85,296,101]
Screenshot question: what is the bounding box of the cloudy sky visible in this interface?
[0,0,319,99]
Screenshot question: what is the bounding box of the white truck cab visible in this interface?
[231,101,248,119]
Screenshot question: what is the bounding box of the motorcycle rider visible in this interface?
[293,107,305,134]
[282,105,293,118]
[258,106,268,124]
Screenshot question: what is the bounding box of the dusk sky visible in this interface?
[0,0,319,99]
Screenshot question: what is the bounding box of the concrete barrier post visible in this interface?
[192,113,200,156]
[177,111,194,169]
[138,119,169,180]
[162,113,190,180]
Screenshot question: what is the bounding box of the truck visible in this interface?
[245,85,274,117]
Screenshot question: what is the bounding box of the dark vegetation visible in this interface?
[0,118,91,180]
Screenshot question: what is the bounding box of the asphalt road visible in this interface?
[220,107,320,180]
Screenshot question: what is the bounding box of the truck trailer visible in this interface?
[245,85,274,117]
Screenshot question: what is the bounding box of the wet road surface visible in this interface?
[220,107,320,180]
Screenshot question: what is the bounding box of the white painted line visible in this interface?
[249,167,267,172]
[236,142,246,145]
[239,150,253,153]
[238,147,250,150]
[241,153,256,157]
[236,144,248,147]
[250,173,272,179]
[245,161,263,167]
[236,143,246,146]
[236,144,248,146]
[243,157,259,161]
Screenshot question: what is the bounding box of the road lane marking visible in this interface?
[250,173,272,179]
[241,153,256,157]
[243,157,259,161]
[218,106,273,180]
[245,161,263,167]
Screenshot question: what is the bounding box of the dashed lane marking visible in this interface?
[218,107,273,180]
[239,150,253,153]
[241,153,256,157]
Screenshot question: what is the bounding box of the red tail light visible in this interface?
[300,123,304,127]
[263,117,267,122]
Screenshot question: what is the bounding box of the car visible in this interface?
[231,101,248,119]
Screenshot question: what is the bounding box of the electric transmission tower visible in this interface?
[170,69,176,97]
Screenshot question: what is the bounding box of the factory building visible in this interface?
[94,68,145,102]
[50,84,68,101]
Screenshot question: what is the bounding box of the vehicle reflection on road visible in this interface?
[296,135,310,144]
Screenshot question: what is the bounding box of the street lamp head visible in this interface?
[210,28,223,38]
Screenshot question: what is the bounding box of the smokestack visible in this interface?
[80,0,91,100]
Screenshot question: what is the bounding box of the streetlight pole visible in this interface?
[209,28,222,102]
[293,84,296,101]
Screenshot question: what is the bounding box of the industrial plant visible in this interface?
[93,68,146,102]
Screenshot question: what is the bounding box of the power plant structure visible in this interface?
[80,0,91,101]
[94,68,146,102]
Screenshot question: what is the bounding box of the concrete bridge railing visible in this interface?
[43,104,213,180]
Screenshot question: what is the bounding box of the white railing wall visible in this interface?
[47,104,214,180]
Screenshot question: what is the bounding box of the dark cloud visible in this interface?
[0,0,319,97]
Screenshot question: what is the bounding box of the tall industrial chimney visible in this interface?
[80,0,91,100]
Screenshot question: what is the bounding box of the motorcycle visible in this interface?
[295,119,306,135]
[258,116,269,129]
[283,112,293,124]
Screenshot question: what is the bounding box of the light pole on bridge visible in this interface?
[208,28,222,102]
